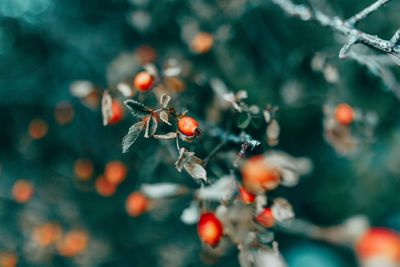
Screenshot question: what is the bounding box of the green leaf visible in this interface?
[122,121,145,153]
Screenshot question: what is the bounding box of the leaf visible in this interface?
[124,99,152,118]
[184,161,207,182]
[70,80,95,98]
[160,94,171,108]
[101,90,112,126]
[175,148,194,172]
[122,121,145,153]
[153,132,177,140]
[237,112,251,129]
[196,176,234,200]
[159,110,171,125]
[117,82,134,97]
[140,183,186,199]
[271,198,294,222]
[180,201,200,225]
[144,115,158,138]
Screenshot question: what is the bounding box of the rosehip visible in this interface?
[108,100,124,125]
[355,228,400,263]
[74,159,94,181]
[335,103,354,126]
[104,161,127,185]
[178,116,199,137]
[28,118,48,140]
[190,32,214,54]
[95,176,116,197]
[197,212,223,247]
[133,71,154,92]
[12,180,34,203]
[241,155,280,194]
[32,223,62,247]
[239,186,255,204]
[57,230,89,257]
[256,208,275,228]
[125,192,148,217]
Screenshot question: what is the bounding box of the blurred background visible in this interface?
[0,0,400,266]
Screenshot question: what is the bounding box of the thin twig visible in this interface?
[203,141,227,166]
[346,0,391,25]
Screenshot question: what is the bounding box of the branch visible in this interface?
[271,0,400,59]
[346,0,391,25]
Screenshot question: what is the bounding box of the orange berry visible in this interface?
[255,208,275,228]
[335,103,354,126]
[241,156,280,194]
[190,32,214,54]
[57,230,89,257]
[12,180,34,203]
[178,116,199,137]
[125,192,148,217]
[0,252,17,267]
[133,71,154,92]
[108,100,124,125]
[104,161,127,185]
[197,212,223,247]
[32,223,63,247]
[95,176,116,197]
[355,228,400,263]
[54,102,74,125]
[74,159,94,181]
[28,118,48,140]
[136,45,156,64]
[238,186,255,204]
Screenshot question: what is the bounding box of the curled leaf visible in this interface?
[271,198,294,222]
[144,115,158,138]
[175,148,207,182]
[140,183,187,199]
[159,110,171,125]
[160,94,171,108]
[124,99,152,118]
[180,201,200,225]
[101,90,113,126]
[122,121,145,153]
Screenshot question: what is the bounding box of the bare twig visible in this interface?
[346,0,391,25]
[271,0,400,58]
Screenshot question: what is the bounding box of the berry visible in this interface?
[178,116,199,137]
[355,228,400,263]
[57,230,89,257]
[256,208,275,228]
[125,192,148,217]
[239,186,255,204]
[108,100,124,125]
[197,212,223,247]
[32,223,62,247]
[335,103,354,126]
[12,180,34,204]
[133,71,154,92]
[74,159,94,181]
[104,161,127,185]
[28,118,48,140]
[241,156,280,194]
[95,176,116,197]
[191,32,214,54]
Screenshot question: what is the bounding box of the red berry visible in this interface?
[355,228,400,263]
[197,212,223,247]
[178,116,199,137]
[133,71,154,92]
[335,103,354,126]
[239,186,255,204]
[126,192,148,217]
[241,156,280,194]
[104,161,127,185]
[256,208,275,228]
[108,100,124,125]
